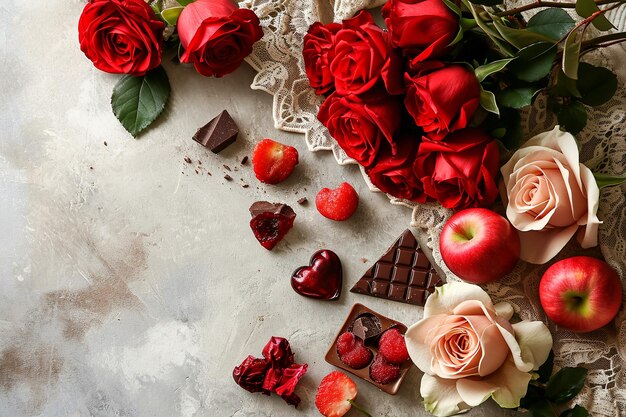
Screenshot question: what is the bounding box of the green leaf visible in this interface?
[111,66,171,138]
[531,400,557,417]
[161,6,184,25]
[555,101,587,135]
[480,88,500,115]
[594,172,626,188]
[498,86,541,109]
[576,0,615,31]
[554,70,582,98]
[562,29,583,79]
[538,350,555,383]
[560,405,589,417]
[177,0,195,5]
[475,58,516,82]
[520,384,546,410]
[449,25,464,47]
[546,367,588,404]
[511,42,557,82]
[492,19,555,49]
[443,0,462,16]
[527,9,575,40]
[577,63,618,106]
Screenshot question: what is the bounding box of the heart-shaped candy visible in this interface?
[291,250,342,300]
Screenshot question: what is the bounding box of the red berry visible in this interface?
[369,353,400,385]
[252,139,299,184]
[315,371,358,417]
[336,332,373,369]
[316,182,359,221]
[378,328,409,364]
[249,205,296,250]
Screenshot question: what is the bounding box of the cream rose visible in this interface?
[406,282,552,417]
[500,126,601,264]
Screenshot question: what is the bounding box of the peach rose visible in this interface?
[406,282,552,417]
[501,126,601,264]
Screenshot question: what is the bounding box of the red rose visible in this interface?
[303,22,342,95]
[366,137,429,203]
[330,11,389,95]
[405,62,480,140]
[318,89,402,167]
[178,0,263,77]
[232,355,270,394]
[413,129,500,210]
[382,0,458,61]
[78,0,164,76]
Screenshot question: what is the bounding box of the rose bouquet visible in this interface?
[303,0,626,261]
[77,0,263,137]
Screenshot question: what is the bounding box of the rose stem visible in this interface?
[347,400,373,417]
[495,0,623,16]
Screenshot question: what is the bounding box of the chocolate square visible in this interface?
[192,109,239,153]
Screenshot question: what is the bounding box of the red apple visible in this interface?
[439,208,520,283]
[539,256,622,333]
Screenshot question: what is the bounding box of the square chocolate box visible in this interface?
[324,303,412,394]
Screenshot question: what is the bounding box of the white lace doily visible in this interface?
[240,0,626,415]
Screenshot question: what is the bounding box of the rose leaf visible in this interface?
[530,399,558,417]
[111,66,171,138]
[161,6,184,25]
[475,58,516,82]
[562,29,583,80]
[576,63,618,107]
[593,172,626,189]
[560,405,589,417]
[527,9,575,41]
[537,350,555,383]
[480,88,500,116]
[177,0,196,5]
[497,86,541,109]
[520,384,546,410]
[555,100,587,135]
[575,0,615,31]
[510,42,557,83]
[545,367,588,404]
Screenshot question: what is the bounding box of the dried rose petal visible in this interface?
[232,355,270,394]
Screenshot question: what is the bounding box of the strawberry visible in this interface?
[378,328,409,365]
[315,371,371,417]
[336,332,373,369]
[252,139,299,184]
[316,182,359,221]
[369,353,400,385]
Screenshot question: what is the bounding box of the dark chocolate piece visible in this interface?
[325,304,411,395]
[249,201,295,218]
[192,110,239,153]
[350,229,444,306]
[349,313,382,344]
[297,197,308,205]
[184,156,192,164]
[241,156,249,165]
[224,174,232,181]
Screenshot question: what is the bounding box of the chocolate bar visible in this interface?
[350,229,444,306]
[325,304,411,395]
[192,110,239,153]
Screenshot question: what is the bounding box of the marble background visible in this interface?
[0,0,518,415]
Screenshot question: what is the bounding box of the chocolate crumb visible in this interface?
[360,257,368,263]
[242,184,250,188]
[89,166,93,170]
[223,164,231,171]
[103,141,108,146]
[198,160,202,165]
[297,197,308,205]
[241,156,249,165]
[195,170,199,174]
[207,172,212,176]
[224,174,233,181]
[184,156,192,164]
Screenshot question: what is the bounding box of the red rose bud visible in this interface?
[303,22,342,95]
[367,137,430,203]
[318,89,402,167]
[382,0,459,61]
[232,355,270,394]
[413,129,500,210]
[405,62,480,140]
[330,11,389,95]
[78,0,164,76]
[178,0,263,77]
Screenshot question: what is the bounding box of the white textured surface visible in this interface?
[0,1,518,416]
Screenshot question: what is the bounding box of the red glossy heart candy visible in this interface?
[291,250,342,300]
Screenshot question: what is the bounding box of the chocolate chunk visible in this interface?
[350,229,444,306]
[249,201,295,218]
[349,313,382,344]
[192,110,239,153]
[224,174,233,181]
[297,197,307,205]
[103,141,108,146]
[241,156,249,165]
[325,304,411,395]
[184,156,192,164]
[223,164,231,171]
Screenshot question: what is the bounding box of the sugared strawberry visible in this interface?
[316,371,371,417]
[316,182,359,221]
[252,139,299,184]
[378,328,409,365]
[369,353,400,385]
[336,332,373,369]
[249,202,296,250]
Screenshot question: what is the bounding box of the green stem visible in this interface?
[347,399,373,417]
[495,0,624,16]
